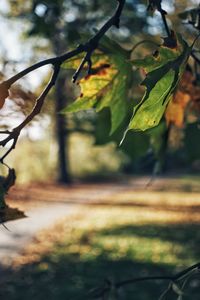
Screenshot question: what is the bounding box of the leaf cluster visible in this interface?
[63,33,192,145]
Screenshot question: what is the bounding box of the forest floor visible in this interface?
[0,175,200,299]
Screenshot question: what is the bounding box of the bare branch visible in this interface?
[90,262,200,299]
[147,0,171,38]
[72,0,126,82]
[0,0,126,162]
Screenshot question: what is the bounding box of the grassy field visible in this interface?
[1,180,200,299]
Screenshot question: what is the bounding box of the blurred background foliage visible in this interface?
[1,0,200,183]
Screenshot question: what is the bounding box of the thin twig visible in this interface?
[148,0,171,38]
[117,263,200,289]
[91,263,200,298]
[160,11,171,38]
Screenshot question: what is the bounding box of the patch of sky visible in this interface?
[191,0,200,4]
[0,0,9,14]
[162,0,175,14]
[65,8,78,23]
[135,4,146,18]
[147,14,163,35]
[35,4,47,17]
[0,3,52,138]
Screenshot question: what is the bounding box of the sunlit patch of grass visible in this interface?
[90,235,182,265]
[41,206,197,268]
[12,205,199,269]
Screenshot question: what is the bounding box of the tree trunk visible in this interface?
[51,21,72,184]
[54,74,71,184]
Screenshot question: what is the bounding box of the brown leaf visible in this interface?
[165,90,190,127]
[0,206,26,223]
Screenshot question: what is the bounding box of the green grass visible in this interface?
[1,190,200,299]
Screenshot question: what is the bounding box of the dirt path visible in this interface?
[0,203,76,264]
[1,176,200,266]
[0,182,127,265]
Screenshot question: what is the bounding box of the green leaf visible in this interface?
[127,34,191,133]
[94,109,150,161]
[62,36,133,134]
[132,44,181,72]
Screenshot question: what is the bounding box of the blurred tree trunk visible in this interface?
[54,74,70,183]
[53,33,71,184]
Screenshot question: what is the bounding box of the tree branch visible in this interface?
[0,0,126,162]
[90,262,200,299]
[148,0,171,38]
